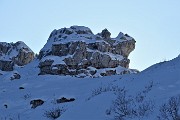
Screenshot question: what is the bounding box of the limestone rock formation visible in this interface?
[0,41,34,71]
[38,26,136,77]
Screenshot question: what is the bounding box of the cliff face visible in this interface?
[38,26,136,77]
[0,41,34,71]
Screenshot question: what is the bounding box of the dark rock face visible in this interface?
[56,97,75,103]
[0,60,14,71]
[0,41,34,71]
[19,86,25,89]
[38,26,136,77]
[101,29,111,39]
[30,99,44,109]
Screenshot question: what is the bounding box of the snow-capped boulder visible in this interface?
[10,72,21,80]
[38,26,136,77]
[0,41,34,71]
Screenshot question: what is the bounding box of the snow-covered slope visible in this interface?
[1,53,180,119]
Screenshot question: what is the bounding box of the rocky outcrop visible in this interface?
[0,41,34,71]
[38,26,136,77]
[56,97,75,103]
[30,99,44,109]
[0,60,14,71]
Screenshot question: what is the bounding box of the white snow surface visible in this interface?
[1,55,180,119]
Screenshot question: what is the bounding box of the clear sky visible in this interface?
[0,0,180,71]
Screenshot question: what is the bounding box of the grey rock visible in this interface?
[69,42,78,55]
[38,60,54,75]
[0,41,34,71]
[52,43,69,56]
[15,49,34,66]
[38,26,136,77]
[101,54,111,68]
[108,60,119,68]
[0,60,14,71]
[114,40,135,57]
[30,99,44,109]
[56,97,75,103]
[70,26,93,34]
[0,42,11,54]
[101,29,111,39]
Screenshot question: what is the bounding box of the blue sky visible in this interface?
[0,0,180,71]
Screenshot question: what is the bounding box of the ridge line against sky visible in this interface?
[0,0,180,71]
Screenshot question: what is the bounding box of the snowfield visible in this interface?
[1,55,180,120]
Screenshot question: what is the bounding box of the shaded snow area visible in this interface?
[1,55,180,120]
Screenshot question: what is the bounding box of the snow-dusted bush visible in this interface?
[0,114,21,120]
[110,92,154,120]
[142,81,154,94]
[157,95,180,120]
[111,90,135,120]
[135,81,154,103]
[107,86,154,120]
[43,107,66,120]
[87,84,124,100]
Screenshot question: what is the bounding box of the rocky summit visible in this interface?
[38,26,136,77]
[0,41,34,71]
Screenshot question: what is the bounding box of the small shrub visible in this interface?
[136,100,154,117]
[135,81,154,103]
[51,98,57,105]
[112,90,136,120]
[108,87,154,120]
[43,107,66,120]
[143,81,154,94]
[0,114,20,120]
[135,92,145,103]
[23,93,31,100]
[157,95,180,120]
[87,84,124,100]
